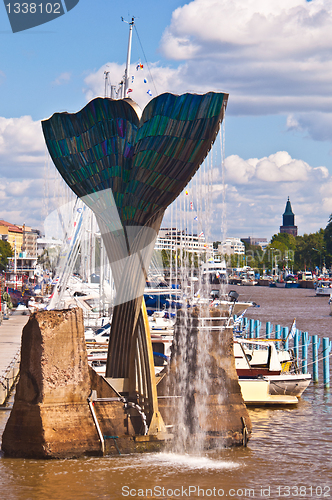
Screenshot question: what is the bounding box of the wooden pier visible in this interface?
[0,310,28,405]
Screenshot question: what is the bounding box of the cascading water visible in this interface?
[161,122,237,453]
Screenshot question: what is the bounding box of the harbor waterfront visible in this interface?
[0,286,332,499]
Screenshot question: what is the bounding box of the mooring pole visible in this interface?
[282,326,289,350]
[265,321,272,339]
[301,331,311,374]
[312,335,320,383]
[323,337,332,388]
[275,324,281,349]
[254,319,260,339]
[293,329,299,360]
[249,319,254,339]
[243,317,248,337]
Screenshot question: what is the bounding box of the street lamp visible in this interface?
[312,248,322,274]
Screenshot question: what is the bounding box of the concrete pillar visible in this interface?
[2,308,104,458]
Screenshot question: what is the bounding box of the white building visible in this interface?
[218,238,245,256]
[155,228,213,254]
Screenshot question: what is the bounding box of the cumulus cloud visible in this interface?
[0,115,68,230]
[81,1,332,141]
[83,61,188,110]
[158,0,332,117]
[161,148,331,241]
[0,115,45,173]
[286,111,332,142]
[219,150,331,238]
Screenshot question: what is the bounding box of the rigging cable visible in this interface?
[134,24,158,96]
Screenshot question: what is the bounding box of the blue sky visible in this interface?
[1,0,332,242]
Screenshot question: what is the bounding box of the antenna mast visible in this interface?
[104,71,109,98]
[122,16,135,97]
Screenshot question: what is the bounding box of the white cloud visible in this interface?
[157,0,332,116]
[81,1,332,143]
[286,111,332,142]
[217,150,331,238]
[83,61,187,110]
[0,115,69,230]
[52,72,71,86]
[0,115,45,173]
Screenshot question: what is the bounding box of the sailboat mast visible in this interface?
[124,17,134,97]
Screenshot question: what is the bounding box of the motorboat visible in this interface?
[144,279,184,313]
[316,281,332,296]
[200,258,227,284]
[85,289,310,405]
[234,338,311,402]
[148,310,175,334]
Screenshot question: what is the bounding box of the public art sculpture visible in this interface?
[41,92,230,435]
[2,92,252,458]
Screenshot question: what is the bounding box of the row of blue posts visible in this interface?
[238,317,332,388]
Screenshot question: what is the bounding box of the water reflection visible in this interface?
[1,288,332,499]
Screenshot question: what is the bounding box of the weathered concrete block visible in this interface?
[2,308,101,458]
[157,307,252,448]
[1,308,169,458]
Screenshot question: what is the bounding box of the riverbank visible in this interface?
[0,310,28,405]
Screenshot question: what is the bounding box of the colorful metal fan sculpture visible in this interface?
[42,92,228,389]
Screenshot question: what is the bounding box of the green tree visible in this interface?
[324,214,332,267]
[0,240,13,271]
[294,230,325,272]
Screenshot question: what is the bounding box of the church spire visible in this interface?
[280,197,298,236]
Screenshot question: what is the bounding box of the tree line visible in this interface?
[235,215,332,274]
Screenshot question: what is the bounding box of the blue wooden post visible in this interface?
[293,330,299,360]
[243,317,248,337]
[312,335,320,383]
[275,324,281,349]
[254,320,261,339]
[282,327,289,350]
[265,321,272,339]
[322,337,332,388]
[301,332,311,374]
[249,319,254,339]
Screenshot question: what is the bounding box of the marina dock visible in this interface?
[0,310,28,405]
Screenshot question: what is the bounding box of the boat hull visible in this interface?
[238,379,298,405]
[264,373,311,397]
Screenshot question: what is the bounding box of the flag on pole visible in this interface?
[190,201,193,210]
[147,89,152,96]
[194,216,198,221]
[288,318,297,340]
[185,190,189,195]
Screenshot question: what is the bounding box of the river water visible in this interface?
[0,286,331,500]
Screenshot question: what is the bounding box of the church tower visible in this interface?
[280,197,298,236]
